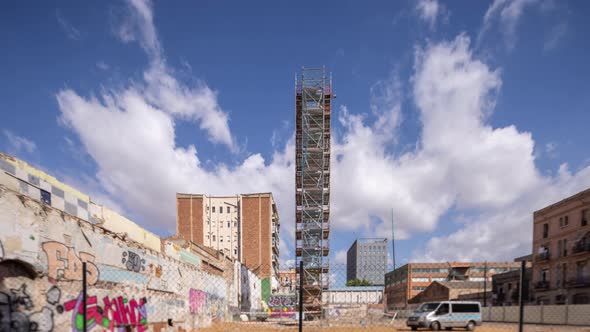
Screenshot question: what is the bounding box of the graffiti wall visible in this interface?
[0,185,245,331]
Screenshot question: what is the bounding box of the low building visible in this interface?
[492,268,533,306]
[384,262,521,310]
[322,286,384,305]
[408,281,491,305]
[532,188,590,305]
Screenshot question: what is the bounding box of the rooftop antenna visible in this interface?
[391,208,396,271]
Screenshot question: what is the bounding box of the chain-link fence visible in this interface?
[2,257,590,331]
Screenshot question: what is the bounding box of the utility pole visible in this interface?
[483,262,488,307]
[391,208,396,271]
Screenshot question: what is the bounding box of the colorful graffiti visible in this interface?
[121,251,145,273]
[0,284,61,332]
[189,289,225,320]
[268,295,296,308]
[42,242,99,285]
[63,293,148,332]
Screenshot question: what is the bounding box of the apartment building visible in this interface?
[176,193,280,287]
[532,188,590,305]
[346,238,388,286]
[384,262,521,309]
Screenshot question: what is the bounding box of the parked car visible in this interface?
[406,301,482,331]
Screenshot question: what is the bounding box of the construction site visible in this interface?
[295,67,332,318]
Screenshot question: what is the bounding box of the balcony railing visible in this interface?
[534,281,550,290]
[566,276,590,288]
[536,251,550,261]
[572,242,590,254]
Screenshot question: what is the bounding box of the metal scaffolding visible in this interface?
[295,67,331,317]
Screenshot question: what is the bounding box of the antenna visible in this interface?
[391,208,396,271]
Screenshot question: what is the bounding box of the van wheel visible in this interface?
[445,328,452,331]
[466,321,476,331]
[431,321,441,331]
[411,327,418,331]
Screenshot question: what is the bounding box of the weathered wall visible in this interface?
[482,304,590,326]
[0,185,256,331]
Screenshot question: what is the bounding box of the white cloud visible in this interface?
[3,130,37,154]
[545,142,558,159]
[96,61,110,71]
[334,249,347,265]
[416,0,447,29]
[544,22,567,51]
[57,0,590,266]
[480,0,539,49]
[56,10,81,40]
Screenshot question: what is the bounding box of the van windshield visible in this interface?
[416,302,440,313]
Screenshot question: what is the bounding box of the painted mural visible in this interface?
[0,185,259,331]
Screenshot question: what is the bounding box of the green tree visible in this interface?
[346,279,372,287]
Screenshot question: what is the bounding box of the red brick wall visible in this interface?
[242,195,272,278]
[176,195,203,245]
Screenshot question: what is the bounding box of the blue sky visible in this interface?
[2,0,590,273]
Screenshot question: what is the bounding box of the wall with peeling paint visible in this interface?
[0,182,260,331]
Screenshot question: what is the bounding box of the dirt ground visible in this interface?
[196,322,590,332]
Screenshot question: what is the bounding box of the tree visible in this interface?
[346,279,372,287]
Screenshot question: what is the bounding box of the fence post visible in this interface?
[518,259,525,332]
[299,261,303,332]
[82,262,87,332]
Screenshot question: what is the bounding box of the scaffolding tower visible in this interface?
[295,67,331,317]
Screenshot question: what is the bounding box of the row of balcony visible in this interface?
[536,243,590,262]
[535,276,590,290]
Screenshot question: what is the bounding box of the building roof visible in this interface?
[326,286,384,292]
[533,187,590,216]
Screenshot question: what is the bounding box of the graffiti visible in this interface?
[148,263,162,278]
[42,242,99,285]
[0,284,61,332]
[268,295,296,308]
[121,251,145,273]
[63,293,148,332]
[189,289,225,320]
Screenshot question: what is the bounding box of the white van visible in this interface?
[406,301,482,331]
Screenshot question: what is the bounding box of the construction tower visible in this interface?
[295,67,331,317]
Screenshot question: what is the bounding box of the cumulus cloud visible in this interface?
[57,0,590,266]
[3,130,37,154]
[56,10,81,40]
[416,0,447,29]
[480,0,539,49]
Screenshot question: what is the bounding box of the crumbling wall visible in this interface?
[0,185,232,331]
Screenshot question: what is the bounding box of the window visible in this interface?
[437,303,449,315]
[206,235,210,240]
[227,236,230,242]
[227,206,231,213]
[565,216,569,226]
[234,221,237,227]
[212,206,215,213]
[582,209,589,227]
[541,268,549,282]
[412,286,426,291]
[412,278,429,282]
[558,239,568,257]
[219,206,222,213]
[212,235,216,241]
[508,283,512,290]
[227,221,230,228]
[543,223,549,238]
[220,237,223,242]
[452,303,479,313]
[212,221,216,227]
[40,189,51,205]
[234,249,237,255]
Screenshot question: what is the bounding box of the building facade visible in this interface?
[532,188,590,305]
[347,238,388,286]
[384,262,521,310]
[277,268,297,294]
[176,193,280,294]
[492,268,533,306]
[322,286,384,305]
[408,281,491,305]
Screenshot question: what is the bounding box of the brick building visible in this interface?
[384,262,521,310]
[408,281,491,305]
[176,193,280,295]
[532,188,590,305]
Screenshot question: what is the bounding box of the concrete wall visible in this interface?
[322,289,384,304]
[482,305,590,326]
[0,184,259,331]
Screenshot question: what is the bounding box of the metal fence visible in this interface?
[3,258,590,331]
